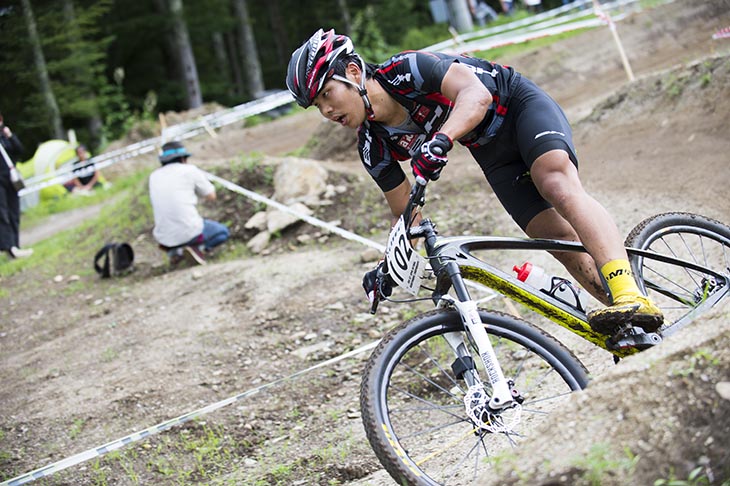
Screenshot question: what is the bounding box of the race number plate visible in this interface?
[385,217,426,295]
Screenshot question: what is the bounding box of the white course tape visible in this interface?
[207,172,499,300]
[206,172,386,253]
[0,340,380,486]
[424,0,595,51]
[429,0,638,55]
[2,169,500,485]
[443,13,633,55]
[18,91,295,197]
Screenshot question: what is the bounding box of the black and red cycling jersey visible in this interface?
[358,50,520,192]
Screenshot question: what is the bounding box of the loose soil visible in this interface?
[2,2,730,485]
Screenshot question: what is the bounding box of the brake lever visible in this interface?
[369,267,391,315]
[369,295,380,314]
[372,178,428,316]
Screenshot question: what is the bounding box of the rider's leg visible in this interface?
[473,77,660,331]
[529,149,664,332]
[524,207,608,304]
[529,150,624,267]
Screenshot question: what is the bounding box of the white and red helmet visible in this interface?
[286,29,356,108]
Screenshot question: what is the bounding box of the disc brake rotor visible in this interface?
[464,385,522,433]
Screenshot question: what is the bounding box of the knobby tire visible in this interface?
[625,212,730,332]
[360,308,589,486]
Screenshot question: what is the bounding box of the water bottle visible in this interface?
[513,261,588,313]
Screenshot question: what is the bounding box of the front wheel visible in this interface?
[626,212,730,336]
[360,309,589,486]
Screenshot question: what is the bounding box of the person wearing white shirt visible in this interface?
[149,141,229,265]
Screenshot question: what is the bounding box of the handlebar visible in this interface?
[370,176,429,315]
[402,176,428,229]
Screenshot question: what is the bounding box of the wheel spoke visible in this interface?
[627,214,730,332]
[361,310,588,485]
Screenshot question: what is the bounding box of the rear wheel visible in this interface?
[360,308,589,486]
[625,212,730,336]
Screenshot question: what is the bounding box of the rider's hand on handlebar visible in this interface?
[363,261,393,304]
[411,132,453,181]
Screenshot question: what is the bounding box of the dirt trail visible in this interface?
[2,2,730,486]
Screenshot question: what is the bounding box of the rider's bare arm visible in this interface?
[384,179,411,223]
[385,180,420,237]
[437,62,492,142]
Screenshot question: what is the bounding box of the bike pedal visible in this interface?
[606,327,662,351]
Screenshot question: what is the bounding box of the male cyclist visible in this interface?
[286,29,663,334]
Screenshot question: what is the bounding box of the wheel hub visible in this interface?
[463,385,522,433]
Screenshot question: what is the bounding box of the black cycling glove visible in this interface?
[411,132,453,181]
[362,261,393,304]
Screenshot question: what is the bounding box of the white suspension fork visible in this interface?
[442,297,514,410]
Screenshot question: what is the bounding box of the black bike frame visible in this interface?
[400,179,729,357]
[426,234,729,356]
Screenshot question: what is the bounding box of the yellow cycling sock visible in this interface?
[600,259,641,304]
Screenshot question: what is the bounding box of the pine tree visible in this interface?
[21,0,64,140]
[232,0,265,99]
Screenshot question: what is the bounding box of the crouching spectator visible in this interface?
[149,141,229,266]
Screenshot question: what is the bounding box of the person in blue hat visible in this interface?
[149,140,229,266]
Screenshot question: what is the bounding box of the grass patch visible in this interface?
[68,418,86,440]
[671,349,720,377]
[20,169,152,229]
[571,443,639,486]
[475,23,594,61]
[654,466,719,486]
[1,171,153,279]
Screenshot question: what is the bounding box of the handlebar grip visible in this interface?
[369,296,380,314]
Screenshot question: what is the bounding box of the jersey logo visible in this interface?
[466,65,498,78]
[534,130,566,139]
[397,133,418,151]
[388,73,412,86]
[390,53,410,63]
[413,106,431,124]
[423,105,444,133]
[362,130,373,166]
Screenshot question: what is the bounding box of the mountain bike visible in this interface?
[359,177,730,486]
